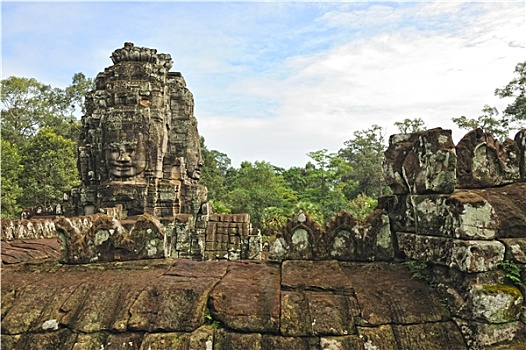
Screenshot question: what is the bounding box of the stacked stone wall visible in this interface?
[380,127,526,349]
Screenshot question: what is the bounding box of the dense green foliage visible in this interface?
[1,138,24,217]
[1,74,93,217]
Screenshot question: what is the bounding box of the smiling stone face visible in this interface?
[105,133,147,180]
[73,43,208,217]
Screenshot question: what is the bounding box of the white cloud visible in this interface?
[2,2,525,168]
[198,2,525,167]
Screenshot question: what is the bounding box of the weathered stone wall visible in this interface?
[381,127,526,349]
[164,213,261,261]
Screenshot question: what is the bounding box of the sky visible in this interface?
[2,1,525,168]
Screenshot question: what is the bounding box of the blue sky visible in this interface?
[2,1,525,167]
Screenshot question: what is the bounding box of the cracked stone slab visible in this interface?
[209,261,280,333]
[281,260,354,292]
[341,262,450,326]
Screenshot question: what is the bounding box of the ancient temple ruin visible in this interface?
[61,43,259,263]
[1,43,525,350]
[74,42,206,218]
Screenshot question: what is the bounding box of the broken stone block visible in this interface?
[500,238,526,263]
[411,191,498,240]
[455,318,526,348]
[397,232,505,272]
[466,284,524,323]
[377,194,416,233]
[383,128,457,194]
[473,183,526,239]
[456,128,520,188]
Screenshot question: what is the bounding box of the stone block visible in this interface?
[106,333,143,350]
[466,284,524,323]
[139,332,188,350]
[280,290,357,337]
[262,335,319,350]
[501,238,526,263]
[209,262,280,333]
[281,260,353,292]
[397,232,505,272]
[214,329,262,350]
[383,128,457,195]
[474,183,526,239]
[377,194,416,232]
[391,321,467,349]
[411,192,497,240]
[1,286,56,334]
[455,318,526,348]
[342,263,449,325]
[320,335,372,350]
[457,128,520,188]
[2,329,76,350]
[128,280,212,332]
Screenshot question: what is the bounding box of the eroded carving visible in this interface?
[72,42,206,218]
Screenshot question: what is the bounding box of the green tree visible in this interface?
[1,138,24,218]
[226,161,297,228]
[452,60,526,139]
[303,150,355,221]
[1,75,92,144]
[394,118,426,133]
[338,125,389,198]
[200,137,232,212]
[65,72,94,115]
[452,105,510,140]
[19,127,79,208]
[495,60,526,127]
[1,74,93,210]
[348,194,378,220]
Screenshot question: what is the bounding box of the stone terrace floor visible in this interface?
[1,255,468,350]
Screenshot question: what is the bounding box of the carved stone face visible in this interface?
[186,148,204,180]
[105,133,146,179]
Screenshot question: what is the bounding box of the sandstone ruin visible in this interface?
[1,43,525,350]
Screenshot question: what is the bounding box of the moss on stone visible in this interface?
[482,284,523,299]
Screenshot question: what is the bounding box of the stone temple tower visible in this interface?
[73,42,207,219]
